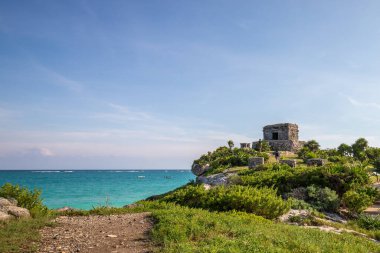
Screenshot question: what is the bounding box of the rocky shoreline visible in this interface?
[0,197,30,221]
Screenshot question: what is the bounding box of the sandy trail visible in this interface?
[38,212,155,253]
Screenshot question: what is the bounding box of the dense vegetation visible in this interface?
[2,137,380,252]
[186,138,380,216]
[193,146,269,175]
[161,185,290,219]
[153,137,380,249]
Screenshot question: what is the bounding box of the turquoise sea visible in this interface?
[0,170,195,210]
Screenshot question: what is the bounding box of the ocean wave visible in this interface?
[111,170,141,173]
[32,171,61,173]
[63,171,73,173]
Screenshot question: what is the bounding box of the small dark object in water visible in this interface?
[164,176,172,179]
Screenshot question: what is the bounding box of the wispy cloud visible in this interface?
[91,103,153,122]
[35,64,84,93]
[346,96,380,110]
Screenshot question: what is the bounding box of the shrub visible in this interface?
[288,198,314,211]
[306,185,340,212]
[356,215,380,230]
[285,187,308,200]
[239,164,370,196]
[162,185,290,219]
[342,190,372,214]
[356,186,380,201]
[193,146,272,176]
[0,183,48,217]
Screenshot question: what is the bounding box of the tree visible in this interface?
[352,138,369,161]
[337,143,353,156]
[227,140,234,150]
[304,140,320,153]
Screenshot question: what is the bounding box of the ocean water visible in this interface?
[0,170,195,210]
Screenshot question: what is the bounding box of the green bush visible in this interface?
[356,186,380,201]
[342,190,372,214]
[0,183,48,217]
[306,185,340,212]
[288,198,315,211]
[239,164,370,196]
[356,215,380,230]
[193,146,270,175]
[162,184,290,219]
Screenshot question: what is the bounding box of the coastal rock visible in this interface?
[124,203,144,209]
[191,163,211,176]
[3,206,31,218]
[0,197,14,207]
[197,173,230,186]
[55,206,77,212]
[278,209,311,223]
[0,210,13,221]
[203,184,212,190]
[0,197,30,219]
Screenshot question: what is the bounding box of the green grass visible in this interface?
[2,201,380,253]
[150,205,380,253]
[0,217,54,253]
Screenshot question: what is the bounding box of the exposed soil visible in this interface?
[38,212,155,253]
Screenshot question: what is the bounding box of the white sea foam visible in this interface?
[32,171,60,173]
[113,170,140,173]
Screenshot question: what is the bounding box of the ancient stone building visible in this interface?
[253,123,304,152]
[240,143,251,149]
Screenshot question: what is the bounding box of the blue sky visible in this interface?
[1,1,380,169]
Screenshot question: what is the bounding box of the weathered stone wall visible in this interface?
[307,158,327,166]
[280,159,297,167]
[248,157,264,168]
[240,143,251,149]
[263,123,299,141]
[259,123,304,152]
[268,140,303,152]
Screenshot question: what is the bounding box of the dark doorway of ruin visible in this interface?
[272,132,279,140]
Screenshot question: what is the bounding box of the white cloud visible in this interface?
[346,96,380,110]
[91,103,153,122]
[39,147,55,157]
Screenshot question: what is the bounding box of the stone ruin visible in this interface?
[306,158,327,166]
[252,123,305,152]
[240,143,251,149]
[280,159,297,168]
[248,157,264,168]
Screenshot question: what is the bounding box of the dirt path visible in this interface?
[38,212,155,253]
[364,182,380,215]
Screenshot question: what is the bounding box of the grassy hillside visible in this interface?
[151,204,380,253]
